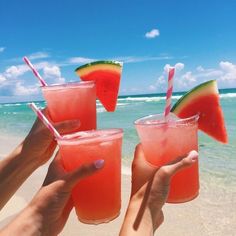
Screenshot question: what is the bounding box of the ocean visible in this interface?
[0,89,236,233]
[0,89,236,180]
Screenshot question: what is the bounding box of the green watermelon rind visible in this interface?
[171,80,218,113]
[75,60,123,72]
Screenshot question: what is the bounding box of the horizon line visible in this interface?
[0,87,235,105]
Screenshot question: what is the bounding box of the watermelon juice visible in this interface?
[135,113,199,203]
[57,129,123,224]
[42,81,96,130]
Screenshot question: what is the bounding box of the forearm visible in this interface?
[119,197,154,236]
[0,142,40,210]
[0,205,43,236]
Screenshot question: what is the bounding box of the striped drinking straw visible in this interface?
[164,67,175,120]
[29,103,62,139]
[23,56,48,87]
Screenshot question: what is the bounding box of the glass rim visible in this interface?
[56,128,123,145]
[41,80,95,90]
[134,113,199,126]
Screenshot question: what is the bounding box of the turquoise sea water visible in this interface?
[0,89,236,182]
[1,89,235,234]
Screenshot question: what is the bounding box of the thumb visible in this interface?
[62,196,74,220]
[154,150,198,185]
[65,159,105,190]
[167,150,198,175]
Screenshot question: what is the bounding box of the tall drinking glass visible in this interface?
[135,113,199,203]
[42,81,96,130]
[57,128,123,224]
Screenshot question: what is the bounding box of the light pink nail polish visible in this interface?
[94,159,105,169]
[189,150,198,162]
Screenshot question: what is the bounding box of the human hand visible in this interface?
[21,108,80,166]
[120,144,198,235]
[0,153,105,236]
[0,108,80,211]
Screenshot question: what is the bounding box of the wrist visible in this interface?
[0,205,43,236]
[120,196,154,236]
[130,195,154,230]
[0,143,40,210]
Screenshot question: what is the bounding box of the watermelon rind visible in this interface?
[171,80,228,143]
[75,60,123,112]
[75,60,123,75]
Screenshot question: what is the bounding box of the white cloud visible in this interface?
[0,47,5,53]
[27,52,50,60]
[147,74,166,92]
[68,57,95,64]
[197,70,223,78]
[219,61,236,83]
[33,61,51,70]
[113,55,173,64]
[14,82,39,96]
[0,74,6,83]
[219,61,235,71]
[180,71,196,88]
[148,61,236,93]
[164,63,185,73]
[0,59,66,100]
[67,55,173,66]
[43,66,61,78]
[145,29,160,39]
[43,65,65,84]
[120,87,142,94]
[175,63,185,71]
[3,61,51,79]
[5,65,29,78]
[2,61,64,83]
[196,66,204,72]
[148,85,157,91]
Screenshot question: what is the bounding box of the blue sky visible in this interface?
[0,0,236,102]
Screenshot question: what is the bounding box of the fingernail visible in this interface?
[94,159,105,169]
[188,150,198,162]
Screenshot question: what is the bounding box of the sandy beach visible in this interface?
[0,135,235,236]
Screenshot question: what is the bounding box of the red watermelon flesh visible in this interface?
[75,61,122,112]
[80,70,120,112]
[171,80,228,143]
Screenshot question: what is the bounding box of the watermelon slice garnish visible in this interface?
[171,80,228,143]
[75,60,123,112]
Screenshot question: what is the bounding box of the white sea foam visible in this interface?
[117,103,129,106]
[116,93,236,103]
[118,95,182,102]
[220,93,236,98]
[3,112,18,115]
[3,103,22,107]
[97,107,106,113]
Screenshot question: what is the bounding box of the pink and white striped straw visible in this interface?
[29,103,62,139]
[164,67,175,120]
[23,56,47,87]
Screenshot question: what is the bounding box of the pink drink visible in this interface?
[135,113,199,203]
[57,129,123,224]
[42,81,96,130]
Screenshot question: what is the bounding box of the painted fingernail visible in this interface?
[188,150,198,162]
[94,159,105,169]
